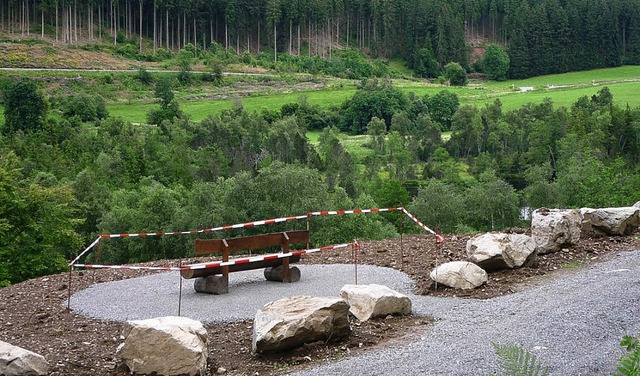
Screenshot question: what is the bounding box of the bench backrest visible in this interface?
[194,230,310,256]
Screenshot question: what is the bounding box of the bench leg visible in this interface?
[264,265,301,283]
[194,275,229,294]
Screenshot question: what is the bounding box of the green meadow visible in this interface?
[1,66,638,124]
[106,66,640,123]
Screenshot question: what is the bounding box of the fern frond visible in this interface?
[493,343,550,376]
[613,345,640,376]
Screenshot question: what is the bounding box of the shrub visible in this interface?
[444,62,468,86]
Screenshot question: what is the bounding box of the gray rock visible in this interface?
[430,261,487,289]
[0,341,49,376]
[580,207,640,236]
[531,208,581,254]
[633,201,640,208]
[466,233,536,271]
[340,284,411,321]
[117,316,208,376]
[252,296,350,354]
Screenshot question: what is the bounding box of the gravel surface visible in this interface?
[70,264,415,322]
[69,250,640,376]
[293,250,640,376]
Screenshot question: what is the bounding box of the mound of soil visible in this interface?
[0,233,638,375]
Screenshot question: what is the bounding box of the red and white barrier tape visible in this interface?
[401,207,445,243]
[72,242,357,272]
[71,264,184,271]
[307,207,401,216]
[71,207,442,266]
[185,242,355,270]
[69,236,102,267]
[100,215,309,239]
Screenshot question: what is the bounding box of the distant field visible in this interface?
[1,66,639,125]
[107,66,640,123]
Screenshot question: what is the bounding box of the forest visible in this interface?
[1,0,640,286]
[1,71,640,287]
[1,0,640,78]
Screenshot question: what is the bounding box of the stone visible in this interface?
[263,265,301,282]
[531,208,581,254]
[580,207,640,236]
[0,341,49,376]
[117,316,208,376]
[633,201,640,208]
[466,233,537,271]
[252,296,350,354]
[339,284,411,321]
[194,275,228,294]
[430,261,488,289]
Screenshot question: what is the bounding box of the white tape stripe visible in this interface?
[69,236,102,266]
[73,264,184,271]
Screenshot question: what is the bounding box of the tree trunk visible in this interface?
[153,1,156,52]
[297,23,300,55]
[289,18,292,55]
[98,4,101,40]
[308,20,311,56]
[140,0,143,53]
[346,12,349,48]
[274,22,277,63]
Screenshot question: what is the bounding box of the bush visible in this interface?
[444,62,468,86]
[137,68,154,85]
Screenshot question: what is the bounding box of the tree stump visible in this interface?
[194,275,229,294]
[264,265,301,283]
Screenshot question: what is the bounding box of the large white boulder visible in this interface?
[252,296,350,354]
[580,207,640,236]
[117,316,208,376]
[531,208,581,254]
[466,233,536,271]
[430,261,488,290]
[0,341,49,376]
[340,284,411,321]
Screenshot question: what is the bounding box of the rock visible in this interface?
[634,201,640,208]
[466,233,537,271]
[531,208,581,254]
[339,284,411,321]
[580,207,640,236]
[430,261,488,289]
[0,341,49,376]
[252,296,350,354]
[117,316,208,376]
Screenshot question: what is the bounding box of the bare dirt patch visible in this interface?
[1,232,639,375]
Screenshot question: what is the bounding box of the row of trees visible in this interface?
[2,0,640,77]
[2,77,640,286]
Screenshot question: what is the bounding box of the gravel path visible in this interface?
[71,251,640,375]
[295,251,640,376]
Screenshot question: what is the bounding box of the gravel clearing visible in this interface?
[69,250,640,376]
[294,250,640,376]
[70,264,414,322]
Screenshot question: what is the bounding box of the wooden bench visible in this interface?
[181,230,310,294]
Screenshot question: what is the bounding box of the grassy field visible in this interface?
[104,66,640,123]
[1,66,639,124]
